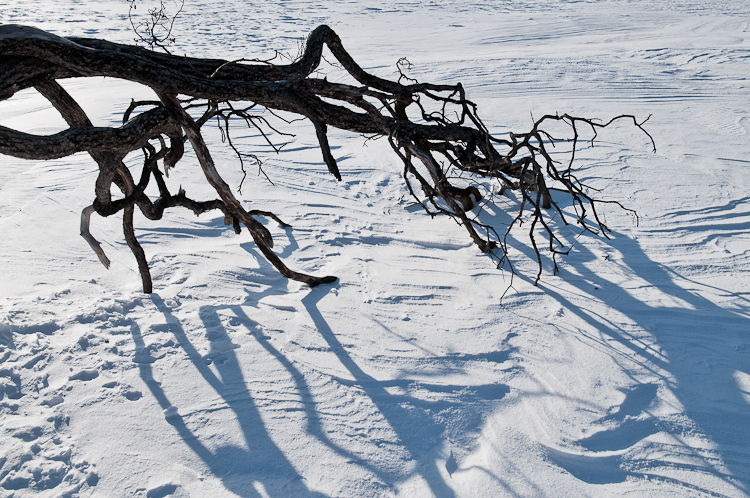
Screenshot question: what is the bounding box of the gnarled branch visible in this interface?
[0,23,654,293]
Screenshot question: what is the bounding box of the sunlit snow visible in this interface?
[1,1,749,496]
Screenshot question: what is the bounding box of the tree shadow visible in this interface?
[133,287,513,497]
[300,288,513,497]
[532,227,750,495]
[128,192,750,494]
[132,294,327,498]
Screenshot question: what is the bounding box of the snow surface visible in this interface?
[1,0,750,496]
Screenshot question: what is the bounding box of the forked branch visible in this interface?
[0,24,654,293]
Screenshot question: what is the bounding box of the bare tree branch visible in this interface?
[0,23,654,293]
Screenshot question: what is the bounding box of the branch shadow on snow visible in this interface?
[134,282,512,497]
[300,288,512,498]
[132,295,328,498]
[129,186,747,495]
[529,227,750,495]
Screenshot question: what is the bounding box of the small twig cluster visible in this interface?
[128,0,184,53]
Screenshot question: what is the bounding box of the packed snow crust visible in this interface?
[1,0,749,496]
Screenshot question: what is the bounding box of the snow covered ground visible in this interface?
[1,0,749,496]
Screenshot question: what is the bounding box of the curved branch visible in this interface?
[0,107,174,160]
[0,23,654,293]
[156,90,337,286]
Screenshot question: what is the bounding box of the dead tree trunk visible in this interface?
[0,24,654,292]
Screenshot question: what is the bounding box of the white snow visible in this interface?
[1,0,749,496]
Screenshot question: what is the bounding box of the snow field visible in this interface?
[1,0,749,496]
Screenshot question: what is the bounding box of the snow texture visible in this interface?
[1,0,749,496]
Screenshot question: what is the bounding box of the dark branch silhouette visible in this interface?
[0,24,654,293]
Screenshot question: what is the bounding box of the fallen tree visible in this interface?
[0,23,654,293]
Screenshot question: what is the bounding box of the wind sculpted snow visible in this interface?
[1,0,749,496]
